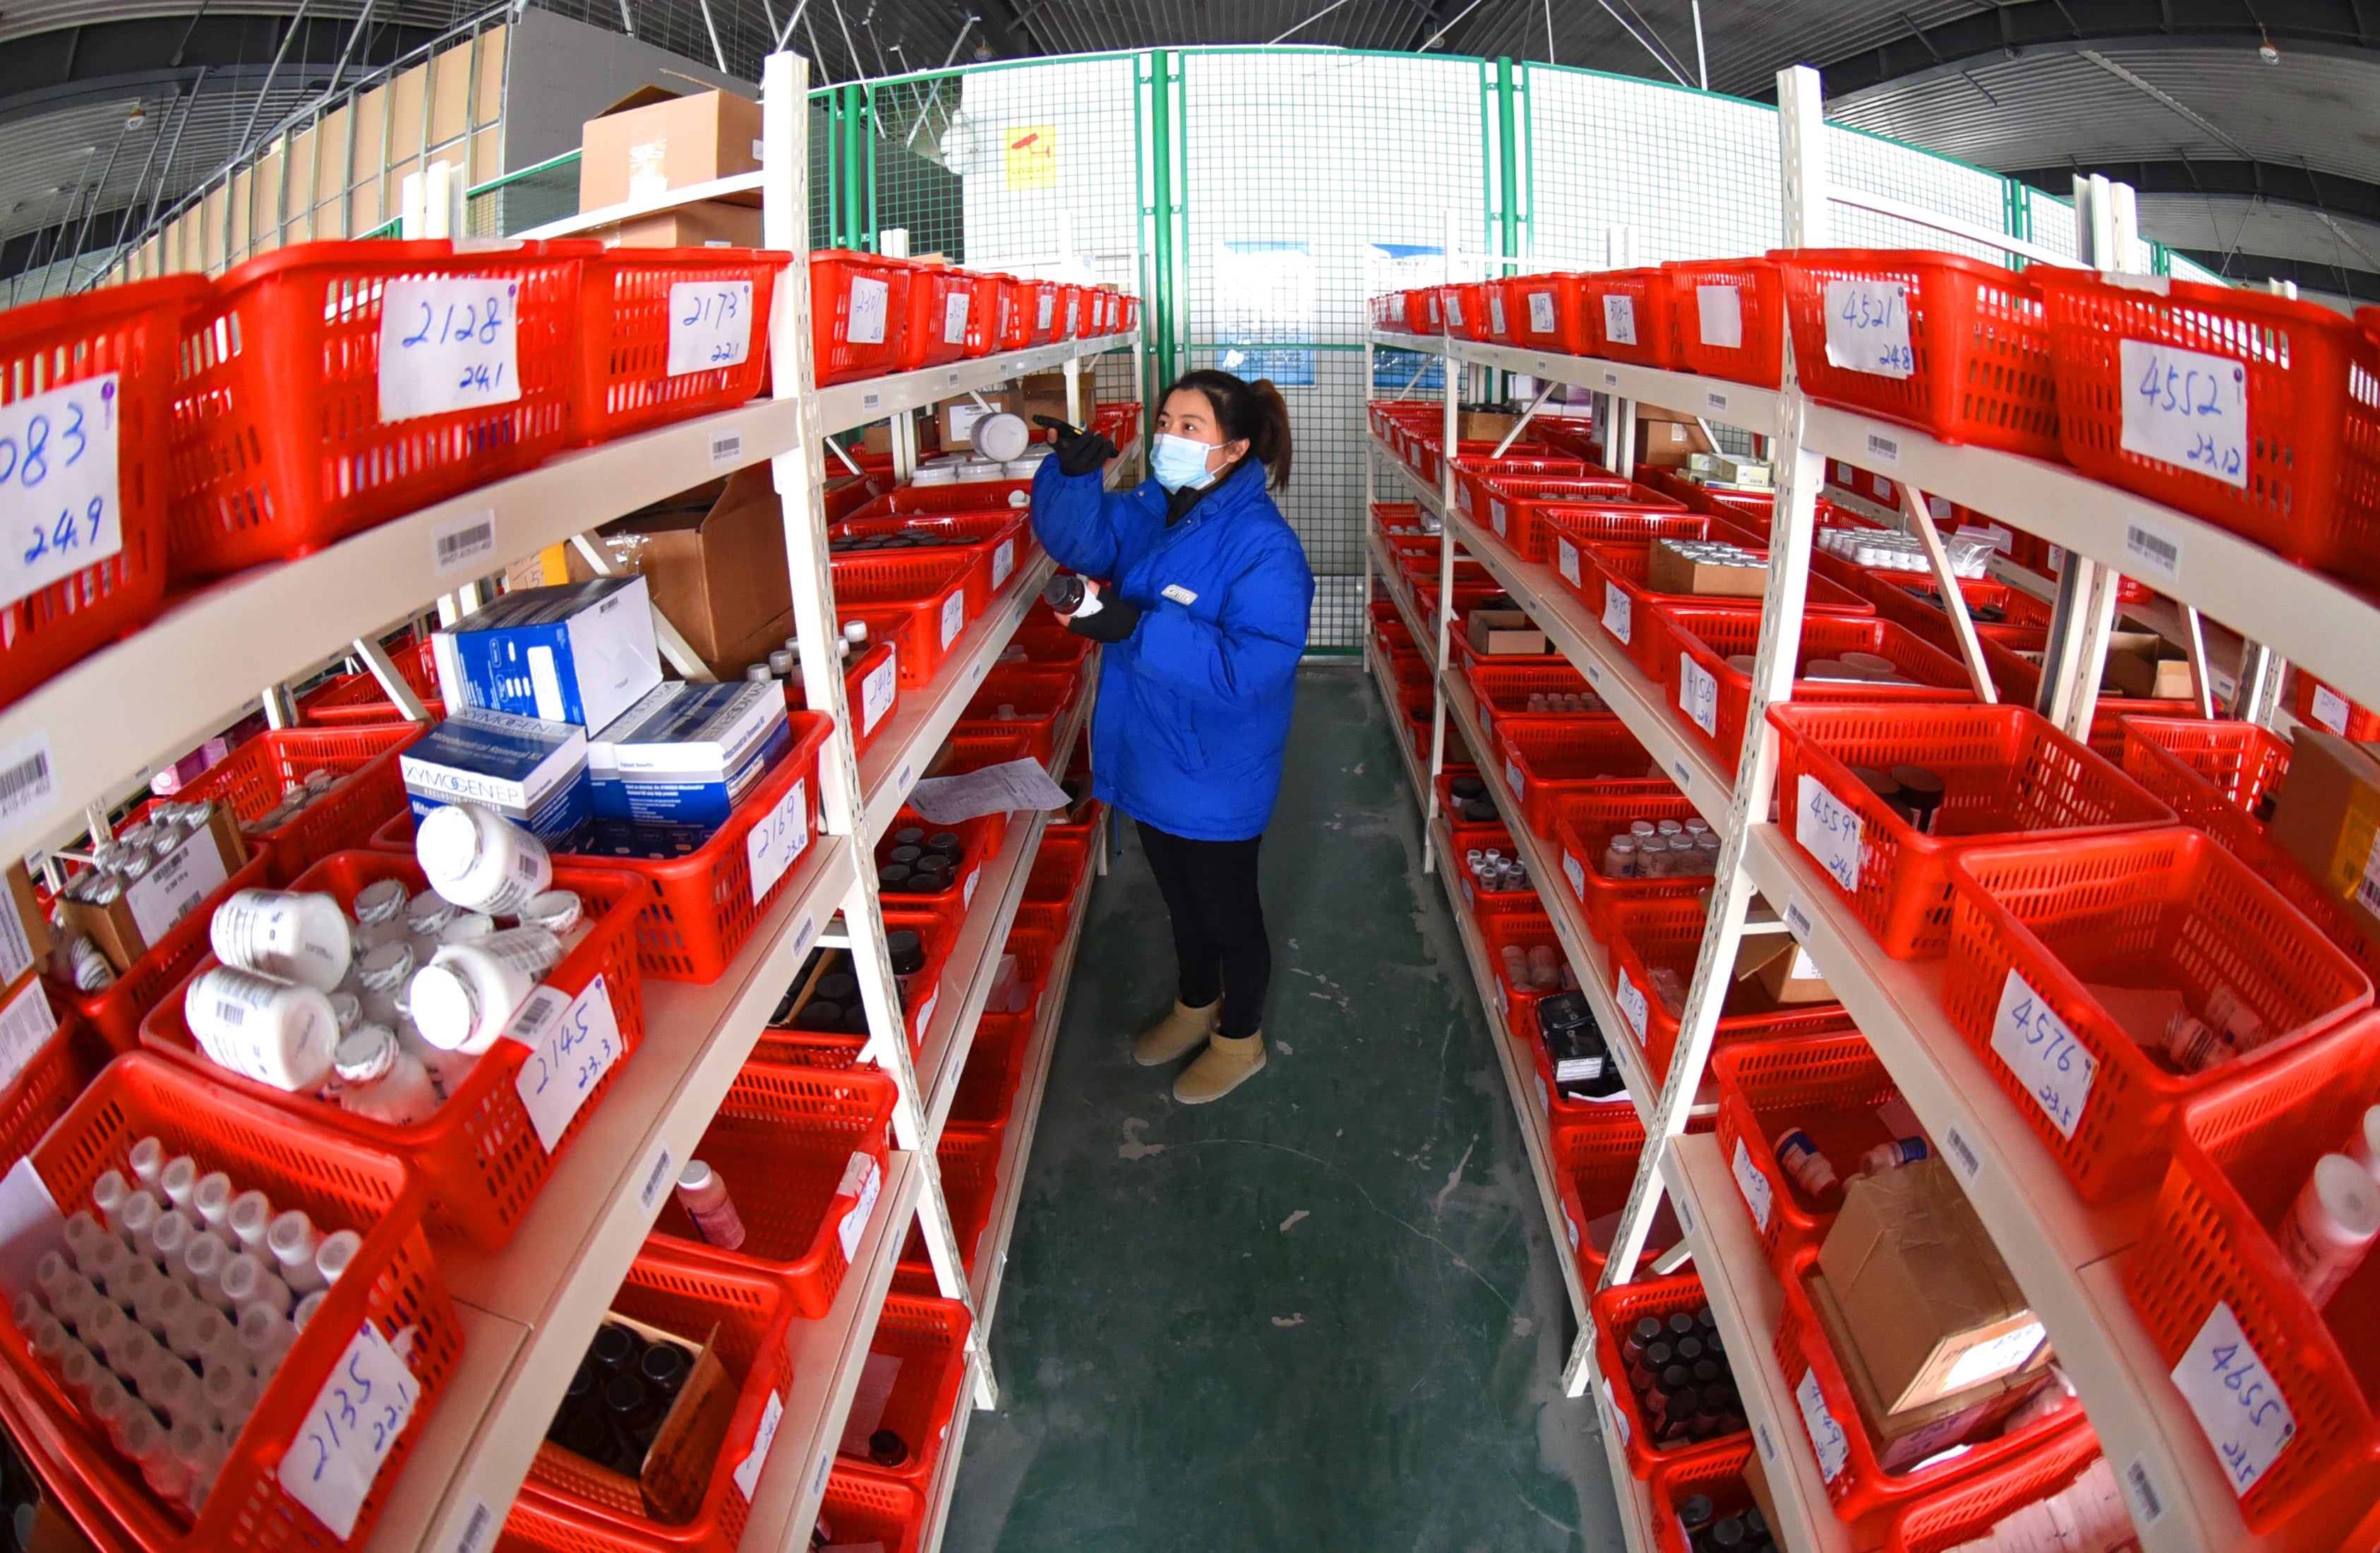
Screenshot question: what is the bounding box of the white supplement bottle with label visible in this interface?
[408,927,563,1053]
[334,1026,439,1126]
[416,803,552,915]
[182,966,337,1092]
[2279,1153,2380,1307]
[209,889,353,993]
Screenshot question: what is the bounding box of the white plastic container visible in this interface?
[314,1229,363,1288]
[264,1211,329,1296]
[209,889,353,993]
[408,928,562,1054]
[416,803,553,916]
[2279,1153,2380,1307]
[333,1026,439,1127]
[519,889,592,956]
[182,965,338,1093]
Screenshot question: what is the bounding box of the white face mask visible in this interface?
[1150,432,1220,492]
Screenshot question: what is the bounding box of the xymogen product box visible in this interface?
[399,708,591,844]
[433,576,663,732]
[588,680,791,825]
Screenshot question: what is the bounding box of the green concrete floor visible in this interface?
[944,663,1625,1553]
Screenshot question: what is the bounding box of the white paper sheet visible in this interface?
[905,757,1071,824]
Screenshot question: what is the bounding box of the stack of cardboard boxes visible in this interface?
[577,85,765,247]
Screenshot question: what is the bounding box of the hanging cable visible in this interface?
[1268,0,1359,46]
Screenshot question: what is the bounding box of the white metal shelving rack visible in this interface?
[1359,61,2361,1553]
[1,48,1134,1553]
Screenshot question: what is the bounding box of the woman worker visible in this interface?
[1030,368,1314,1105]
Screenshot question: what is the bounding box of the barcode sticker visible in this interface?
[709,432,743,467]
[941,590,966,649]
[1795,774,1863,892]
[0,980,57,1093]
[452,1498,495,1553]
[1944,1125,1982,1183]
[1707,390,1729,414]
[280,1323,421,1539]
[638,1145,675,1213]
[512,976,623,1153]
[666,280,753,376]
[1990,968,2098,1139]
[0,731,54,828]
[1796,1368,1851,1482]
[1755,1419,1779,1463]
[1697,284,1742,349]
[731,1389,783,1500]
[2121,338,2247,489]
[1865,431,1900,464]
[2173,1302,2296,1497]
[1563,851,1587,901]
[0,373,126,611]
[1601,367,1620,389]
[1601,580,1632,644]
[1601,294,1637,347]
[1613,968,1649,1041]
[745,776,810,907]
[1784,901,1812,943]
[1678,654,1719,737]
[2122,1456,2167,1526]
[1671,760,1692,793]
[1556,538,1581,587]
[378,277,522,423]
[2124,520,2184,584]
[1823,278,1913,378]
[2312,683,2351,736]
[1731,1137,1774,1232]
[431,509,497,579]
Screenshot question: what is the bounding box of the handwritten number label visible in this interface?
[1678,654,1719,737]
[847,276,891,345]
[1601,294,1637,347]
[1601,581,1632,645]
[1795,775,1863,892]
[380,277,522,423]
[280,1324,419,1539]
[1556,537,1581,587]
[1697,284,1743,350]
[745,777,811,908]
[2173,1302,2297,1497]
[1731,1137,1774,1232]
[1822,278,1914,378]
[2120,339,2248,489]
[1563,851,1587,902]
[1527,291,1556,335]
[1613,969,1649,1042]
[1796,1368,1851,1482]
[0,373,123,610]
[510,976,624,1152]
[666,280,753,376]
[1990,969,2098,1139]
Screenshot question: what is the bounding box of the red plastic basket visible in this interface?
[169,240,582,580]
[1017,280,1063,344]
[1863,575,2053,653]
[863,479,1033,518]
[950,1010,1033,1127]
[2293,672,2380,740]
[1664,260,1784,388]
[140,849,646,1248]
[0,275,200,706]
[1550,1108,1687,1286]
[648,1059,896,1317]
[1461,659,1602,745]
[1885,1429,2108,1553]
[1541,508,1723,594]
[1603,897,1857,1078]
[1585,269,1675,368]
[830,551,977,685]
[1647,1441,1759,1553]
[55,844,275,1053]
[1441,282,1491,341]
[177,723,423,885]
[503,1240,797,1553]
[1576,541,1875,684]
[876,809,1003,930]
[1767,702,2176,958]
[1942,827,2376,1200]
[1024,833,1093,909]
[0,1001,107,1169]
[569,248,784,445]
[1497,272,1594,354]
[907,1124,1001,1280]
[841,1296,972,1491]
[1771,249,2058,459]
[2036,270,2380,588]
[811,637,899,760]
[832,510,1032,610]
[296,639,441,726]
[0,1053,457,1553]
[817,1470,922,1553]
[2124,1018,2380,1540]
[1711,1033,1901,1277]
[1546,787,1712,937]
[892,260,968,372]
[810,250,908,385]
[1588,1272,1743,1479]
[1464,475,1685,565]
[1661,606,1976,766]
[958,663,1081,766]
[1496,717,1664,837]
[1772,1246,2085,1521]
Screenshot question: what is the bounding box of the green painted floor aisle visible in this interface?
[944,664,1625,1553]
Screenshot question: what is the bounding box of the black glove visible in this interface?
[1066,592,1142,643]
[1035,414,1117,478]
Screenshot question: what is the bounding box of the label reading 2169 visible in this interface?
[0,374,124,611]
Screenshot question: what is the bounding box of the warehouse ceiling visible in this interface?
[1,0,2362,303]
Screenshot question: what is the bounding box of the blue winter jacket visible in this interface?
[1030,455,1314,841]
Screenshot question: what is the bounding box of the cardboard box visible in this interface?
[1808,1267,2040,1473]
[579,467,795,680]
[936,371,1088,449]
[594,200,766,250]
[2268,727,2380,950]
[939,393,1009,449]
[61,812,246,973]
[1466,609,1546,656]
[2102,630,2194,700]
[400,709,591,844]
[0,861,54,989]
[579,87,763,212]
[588,680,790,825]
[435,577,664,733]
[1731,930,1835,1006]
[1634,407,1716,469]
[1458,409,1520,442]
[532,1308,740,1525]
[1646,538,1765,599]
[1817,1161,2045,1414]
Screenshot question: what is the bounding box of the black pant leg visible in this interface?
[1172,834,1270,1039]
[1136,820,1225,1009]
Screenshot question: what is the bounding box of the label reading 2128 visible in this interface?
[0,373,123,611]
[379,277,522,423]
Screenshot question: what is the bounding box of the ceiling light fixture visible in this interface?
[2259,34,2279,64]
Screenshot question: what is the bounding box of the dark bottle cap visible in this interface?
[560,1409,612,1461]
[841,1002,872,1033]
[1461,798,1498,823]
[1847,764,1902,803]
[1742,1509,1767,1538]
[1889,764,1946,800]
[927,832,962,856]
[887,928,927,976]
[1043,573,1087,613]
[1692,1358,1721,1386]
[914,853,954,879]
[638,1343,692,1398]
[888,845,922,865]
[1666,1312,1697,1339]
[603,1374,654,1426]
[867,1428,909,1468]
[591,1324,641,1374]
[1673,1335,1703,1364]
[1694,1305,1715,1331]
[1659,1364,1690,1393]
[1642,1341,1673,1372]
[817,973,860,1003]
[894,827,925,848]
[1450,776,1488,803]
[1631,1316,1664,1347]
[1677,1494,1714,1533]
[877,863,913,889]
[1709,1517,1746,1550]
[564,1361,599,1407]
[795,998,844,1031]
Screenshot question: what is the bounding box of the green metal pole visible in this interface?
[1149,49,1179,396]
[861,85,879,251]
[1496,57,1520,272]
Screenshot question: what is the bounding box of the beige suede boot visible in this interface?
[1173,1030,1266,1104]
[1132,1000,1220,1066]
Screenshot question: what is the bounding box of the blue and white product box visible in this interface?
[587,680,792,826]
[399,708,592,844]
[432,575,664,733]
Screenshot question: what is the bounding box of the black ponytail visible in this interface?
[1165,368,1294,490]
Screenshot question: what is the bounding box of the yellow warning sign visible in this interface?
[1004,124,1056,190]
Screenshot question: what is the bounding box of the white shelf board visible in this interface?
[857,550,1059,840]
[0,395,802,865]
[734,1152,922,1553]
[363,831,858,1553]
[519,172,767,239]
[914,1360,982,1553]
[815,332,1140,437]
[1372,330,1786,437]
[1593,1398,1666,1553]
[1367,524,1440,677]
[1371,433,1741,834]
[1657,1134,1858,1553]
[1738,824,2265,1553]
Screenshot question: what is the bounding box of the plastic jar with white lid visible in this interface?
[333,1026,438,1126]
[209,889,352,993]
[439,912,495,947]
[405,889,459,939]
[409,928,563,1053]
[416,803,553,916]
[519,890,591,956]
[183,966,337,1093]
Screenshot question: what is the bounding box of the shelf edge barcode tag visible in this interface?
[709,432,743,467]
[2122,1456,2166,1526]
[2123,519,2185,584]
[1943,1125,1982,1183]
[638,1143,676,1214]
[452,1499,496,1553]
[0,731,55,829]
[431,508,498,579]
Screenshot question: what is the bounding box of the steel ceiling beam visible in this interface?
[2172,247,2380,301]
[2006,157,2380,230]
[0,15,435,127]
